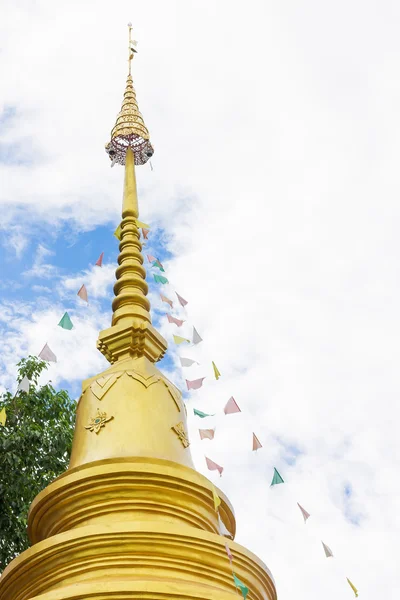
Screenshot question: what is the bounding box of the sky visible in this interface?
[1,0,400,597]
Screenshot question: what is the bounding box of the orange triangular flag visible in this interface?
[252,433,262,451]
[95,252,104,267]
[205,456,223,476]
[160,294,173,308]
[142,228,149,239]
[224,397,241,415]
[77,284,88,303]
[199,428,215,440]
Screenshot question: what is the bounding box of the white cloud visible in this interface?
[22,244,57,279]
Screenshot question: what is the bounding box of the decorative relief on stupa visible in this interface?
[84,409,114,434]
[171,422,190,448]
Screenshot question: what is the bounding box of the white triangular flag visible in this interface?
[179,357,198,367]
[38,343,57,363]
[218,513,233,538]
[322,541,333,558]
[192,327,203,345]
[297,502,310,523]
[16,375,30,394]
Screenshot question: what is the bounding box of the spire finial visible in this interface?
[127,22,137,76]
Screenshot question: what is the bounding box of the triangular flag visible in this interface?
[252,433,262,451]
[205,456,223,476]
[176,292,188,307]
[224,397,241,415]
[173,335,190,345]
[212,484,221,510]
[95,252,104,267]
[147,254,157,263]
[153,274,168,284]
[152,260,165,272]
[17,375,30,394]
[38,343,57,363]
[193,327,203,345]
[212,361,221,380]
[321,541,333,558]
[186,377,206,391]
[297,502,310,524]
[160,293,173,308]
[218,513,232,538]
[142,228,149,239]
[346,578,358,598]
[270,467,284,486]
[167,314,185,327]
[114,224,122,240]
[233,574,249,600]
[193,408,215,418]
[179,357,198,367]
[0,407,6,426]
[199,428,215,440]
[135,219,150,229]
[77,284,88,303]
[225,543,233,564]
[58,312,73,330]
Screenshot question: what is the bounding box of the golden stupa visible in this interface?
[0,25,277,600]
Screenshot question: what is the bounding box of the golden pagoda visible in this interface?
[0,26,277,600]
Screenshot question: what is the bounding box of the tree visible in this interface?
[0,356,75,571]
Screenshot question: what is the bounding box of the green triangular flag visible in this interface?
[270,467,284,486]
[152,260,165,272]
[193,408,215,418]
[58,312,73,330]
[153,274,169,284]
[233,574,249,600]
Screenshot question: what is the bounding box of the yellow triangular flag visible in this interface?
[0,407,7,426]
[135,219,150,229]
[212,484,221,511]
[346,578,358,598]
[212,361,221,380]
[114,224,122,240]
[173,335,190,345]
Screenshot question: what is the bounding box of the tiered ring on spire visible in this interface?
[105,74,154,166]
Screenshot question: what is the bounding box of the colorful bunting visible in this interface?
[179,357,198,367]
[212,361,221,380]
[135,219,150,229]
[38,343,57,363]
[160,293,173,308]
[152,260,165,272]
[147,254,157,263]
[212,484,221,511]
[233,574,249,600]
[167,314,185,327]
[321,541,333,558]
[186,377,206,391]
[176,292,188,307]
[270,467,284,487]
[114,224,122,240]
[58,312,73,330]
[205,456,223,476]
[199,428,215,440]
[95,252,104,267]
[224,397,241,415]
[193,327,203,345]
[153,274,168,284]
[346,578,358,597]
[173,335,190,345]
[252,433,262,451]
[142,228,149,239]
[77,284,88,303]
[225,543,233,564]
[218,513,232,538]
[193,408,214,418]
[16,376,30,394]
[297,502,310,524]
[0,407,6,426]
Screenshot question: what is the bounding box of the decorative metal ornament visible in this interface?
[85,409,113,434]
[171,421,190,448]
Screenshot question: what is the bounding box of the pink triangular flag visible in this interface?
[95,252,104,267]
[176,292,188,307]
[38,343,57,363]
[224,397,241,415]
[142,228,149,239]
[147,254,157,263]
[199,428,215,440]
[160,294,173,308]
[225,543,233,564]
[77,284,88,303]
[205,456,223,476]
[252,432,262,451]
[322,541,333,558]
[167,314,185,327]
[186,377,206,391]
[297,502,310,524]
